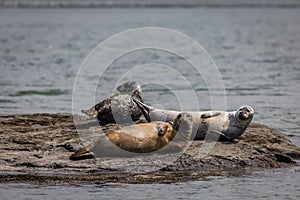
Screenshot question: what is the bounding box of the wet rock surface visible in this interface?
[0,113,299,184]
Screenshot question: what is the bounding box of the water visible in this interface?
[1,168,299,199]
[0,7,299,199]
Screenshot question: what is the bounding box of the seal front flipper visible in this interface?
[69,146,95,160]
[209,130,231,141]
[201,111,221,119]
[133,98,153,122]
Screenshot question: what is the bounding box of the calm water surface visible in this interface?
[1,168,299,200]
[0,8,299,199]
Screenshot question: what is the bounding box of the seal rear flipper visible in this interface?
[133,98,153,122]
[69,147,95,161]
[201,112,221,119]
[81,107,97,118]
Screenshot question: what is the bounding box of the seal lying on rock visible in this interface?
[70,113,193,160]
[134,99,254,140]
[81,81,149,125]
[81,81,254,140]
[194,105,255,140]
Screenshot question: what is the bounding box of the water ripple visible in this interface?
[0,99,15,103]
[10,89,68,97]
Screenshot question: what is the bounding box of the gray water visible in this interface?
[0,7,299,199]
[1,168,299,200]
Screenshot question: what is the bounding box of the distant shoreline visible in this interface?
[1,2,300,9]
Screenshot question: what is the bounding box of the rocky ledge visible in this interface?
[0,113,299,184]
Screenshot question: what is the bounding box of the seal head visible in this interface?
[116,81,143,101]
[235,105,254,122]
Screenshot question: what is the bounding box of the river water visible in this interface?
[0,7,299,199]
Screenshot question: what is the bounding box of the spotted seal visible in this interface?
[70,113,193,160]
[81,81,149,125]
[134,99,254,140]
[193,105,254,140]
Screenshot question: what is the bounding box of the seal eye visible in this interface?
[177,114,182,119]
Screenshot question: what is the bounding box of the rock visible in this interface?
[0,113,299,184]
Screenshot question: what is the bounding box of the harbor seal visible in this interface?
[134,99,254,140]
[193,105,254,140]
[70,113,193,160]
[81,81,149,125]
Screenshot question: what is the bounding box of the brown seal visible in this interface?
[70,113,193,160]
